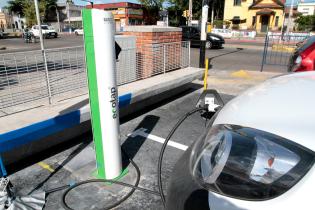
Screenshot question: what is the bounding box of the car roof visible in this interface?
[214,72,315,152]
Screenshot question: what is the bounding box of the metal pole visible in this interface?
[199,0,209,68]
[188,0,192,26]
[286,0,294,34]
[67,1,71,33]
[34,0,52,104]
[163,44,166,73]
[56,7,60,33]
[188,41,191,67]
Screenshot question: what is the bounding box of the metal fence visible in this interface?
[0,41,190,114]
[260,34,309,71]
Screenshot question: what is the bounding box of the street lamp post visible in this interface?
[33,0,52,104]
[188,0,192,26]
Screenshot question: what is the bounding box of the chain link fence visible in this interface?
[0,41,190,115]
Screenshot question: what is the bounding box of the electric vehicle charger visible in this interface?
[45,90,223,209]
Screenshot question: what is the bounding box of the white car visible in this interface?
[166,72,315,210]
[74,28,83,36]
[31,25,58,38]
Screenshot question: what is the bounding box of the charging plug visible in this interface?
[204,97,220,112]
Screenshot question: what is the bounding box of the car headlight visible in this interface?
[295,55,302,65]
[190,124,315,200]
[210,36,220,41]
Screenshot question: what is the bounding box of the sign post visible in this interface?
[82,9,122,179]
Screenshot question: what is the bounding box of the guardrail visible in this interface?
[0,41,190,114]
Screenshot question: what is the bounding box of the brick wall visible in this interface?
[123,31,182,47]
[123,27,183,78]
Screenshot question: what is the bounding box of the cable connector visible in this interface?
[204,96,220,112]
[196,89,224,112]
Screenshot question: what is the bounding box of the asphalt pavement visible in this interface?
[5,70,280,209]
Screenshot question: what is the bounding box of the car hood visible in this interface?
[213,72,315,152]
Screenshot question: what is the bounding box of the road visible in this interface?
[0,35,287,72]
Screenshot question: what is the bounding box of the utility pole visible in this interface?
[211,0,215,25]
[188,0,192,26]
[66,0,72,33]
[56,7,60,33]
[286,0,294,34]
[199,0,209,68]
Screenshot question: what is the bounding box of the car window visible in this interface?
[41,26,49,30]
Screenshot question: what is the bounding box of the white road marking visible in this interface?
[127,128,188,151]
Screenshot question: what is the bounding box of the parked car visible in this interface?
[31,25,58,38]
[181,26,225,49]
[0,31,8,39]
[74,28,83,36]
[166,72,315,210]
[288,35,315,72]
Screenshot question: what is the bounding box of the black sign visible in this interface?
[115,42,121,60]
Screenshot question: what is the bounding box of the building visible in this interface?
[86,2,144,31]
[54,2,84,31]
[297,1,315,16]
[0,8,14,30]
[224,0,285,32]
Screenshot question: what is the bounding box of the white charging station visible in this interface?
[82,9,122,179]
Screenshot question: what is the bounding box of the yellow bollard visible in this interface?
[204,58,209,90]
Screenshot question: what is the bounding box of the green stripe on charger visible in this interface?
[82,9,106,179]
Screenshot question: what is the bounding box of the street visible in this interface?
[0,35,287,72]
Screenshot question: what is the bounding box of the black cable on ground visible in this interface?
[157,107,207,207]
[59,149,159,210]
[47,107,206,209]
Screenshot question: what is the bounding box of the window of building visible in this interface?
[252,16,256,26]
[275,16,279,27]
[234,0,242,6]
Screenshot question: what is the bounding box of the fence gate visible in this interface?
[260,33,310,72]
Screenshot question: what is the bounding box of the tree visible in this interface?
[139,0,165,24]
[7,0,24,16]
[139,0,165,9]
[22,0,46,26]
[7,0,57,26]
[295,14,315,31]
[167,0,225,26]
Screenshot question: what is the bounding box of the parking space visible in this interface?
[6,66,282,209]
[5,84,234,209]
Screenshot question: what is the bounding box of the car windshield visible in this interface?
[41,26,49,30]
[297,36,315,52]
